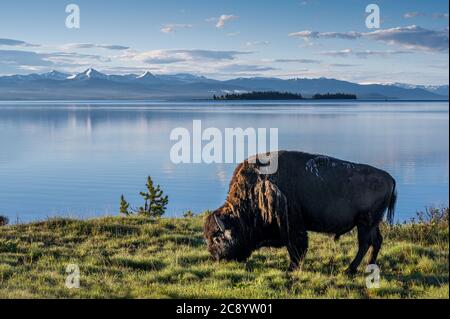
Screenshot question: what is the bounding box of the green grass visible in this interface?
[0,212,448,299]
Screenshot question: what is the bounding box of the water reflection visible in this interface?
[0,101,448,222]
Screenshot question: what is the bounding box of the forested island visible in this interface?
[213,91,357,100]
[312,93,357,100]
[213,91,303,100]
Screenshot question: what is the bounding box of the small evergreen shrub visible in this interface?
[119,176,169,218]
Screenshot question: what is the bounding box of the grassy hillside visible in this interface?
[0,210,448,299]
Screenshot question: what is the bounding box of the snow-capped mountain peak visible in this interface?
[68,68,108,80]
[387,82,449,97]
[136,71,155,79]
[0,70,447,100]
[41,70,70,80]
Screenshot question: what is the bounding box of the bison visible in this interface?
[204,151,397,274]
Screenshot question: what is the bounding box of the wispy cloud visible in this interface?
[289,25,449,52]
[160,23,193,33]
[0,38,39,47]
[404,12,423,19]
[42,51,112,63]
[245,41,270,47]
[289,30,361,40]
[329,63,360,67]
[209,14,239,28]
[63,43,130,50]
[0,48,113,74]
[0,50,52,67]
[432,13,450,19]
[298,0,318,6]
[218,63,276,73]
[404,12,449,19]
[321,49,413,58]
[320,49,353,57]
[366,26,449,52]
[123,49,251,65]
[274,58,321,64]
[101,66,160,74]
[226,32,240,37]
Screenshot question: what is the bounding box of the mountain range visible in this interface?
[0,68,448,101]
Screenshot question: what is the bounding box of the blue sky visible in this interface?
[0,0,448,84]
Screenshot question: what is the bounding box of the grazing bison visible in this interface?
[204,151,397,274]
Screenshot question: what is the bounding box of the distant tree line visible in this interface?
[213,91,357,100]
[313,93,357,100]
[214,91,303,100]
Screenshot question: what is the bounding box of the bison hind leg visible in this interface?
[369,226,383,265]
[345,224,372,275]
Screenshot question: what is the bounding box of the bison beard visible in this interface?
[204,151,397,274]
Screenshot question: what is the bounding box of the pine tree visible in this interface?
[119,195,131,216]
[138,176,169,218]
[183,210,195,218]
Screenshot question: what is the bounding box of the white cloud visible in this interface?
[0,50,52,67]
[245,41,270,47]
[328,63,360,68]
[0,38,39,47]
[432,13,449,19]
[0,48,116,74]
[42,51,111,63]
[404,12,449,19]
[321,49,413,58]
[218,63,276,73]
[160,27,174,34]
[122,49,251,65]
[320,49,353,57]
[211,14,239,28]
[289,25,449,52]
[275,58,321,64]
[160,24,193,34]
[226,32,240,37]
[63,43,130,50]
[366,25,449,52]
[404,12,421,19]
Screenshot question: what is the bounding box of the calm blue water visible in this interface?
[0,101,448,223]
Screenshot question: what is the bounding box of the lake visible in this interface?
[0,101,448,223]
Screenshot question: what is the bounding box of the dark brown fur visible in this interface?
[204,151,397,273]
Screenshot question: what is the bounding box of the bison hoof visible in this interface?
[288,263,299,272]
[344,267,358,276]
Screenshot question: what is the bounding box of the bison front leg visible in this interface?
[286,229,308,271]
[259,179,308,271]
[277,206,308,271]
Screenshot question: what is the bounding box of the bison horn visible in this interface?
[214,214,226,232]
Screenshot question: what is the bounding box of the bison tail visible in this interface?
[386,178,397,225]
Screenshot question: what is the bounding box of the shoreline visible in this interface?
[0,214,442,228]
[0,99,449,104]
[1,206,449,227]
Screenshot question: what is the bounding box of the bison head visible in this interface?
[204,209,251,262]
